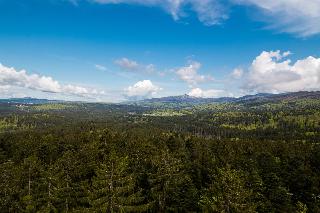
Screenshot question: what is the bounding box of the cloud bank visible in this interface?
[0,63,104,98]
[244,50,320,93]
[180,50,320,98]
[3,50,320,102]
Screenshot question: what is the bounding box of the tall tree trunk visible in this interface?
[110,162,114,212]
[28,166,31,196]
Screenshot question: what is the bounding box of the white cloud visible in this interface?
[114,57,165,76]
[190,0,228,25]
[0,64,61,93]
[188,87,230,98]
[91,0,227,26]
[245,50,320,93]
[0,85,10,95]
[176,61,212,86]
[125,80,162,98]
[231,68,243,79]
[95,64,107,71]
[115,57,139,70]
[0,63,104,97]
[63,84,101,95]
[88,0,320,36]
[145,64,156,73]
[235,0,320,36]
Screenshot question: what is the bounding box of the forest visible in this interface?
[0,91,320,212]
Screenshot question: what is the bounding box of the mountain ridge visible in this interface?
[0,97,62,105]
[134,91,320,105]
[1,91,319,105]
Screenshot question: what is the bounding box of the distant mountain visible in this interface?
[0,97,61,105]
[236,91,320,104]
[134,91,320,107]
[132,94,236,107]
[1,91,319,106]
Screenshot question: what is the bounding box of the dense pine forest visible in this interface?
[1,91,320,212]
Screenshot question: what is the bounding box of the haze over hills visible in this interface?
[0,97,62,105]
[155,91,319,101]
[130,91,320,106]
[1,91,320,106]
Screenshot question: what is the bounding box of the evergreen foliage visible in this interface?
[0,92,319,212]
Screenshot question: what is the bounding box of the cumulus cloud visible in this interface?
[0,64,61,93]
[245,50,320,93]
[125,80,162,98]
[0,63,104,97]
[176,61,212,86]
[115,57,139,70]
[188,87,231,98]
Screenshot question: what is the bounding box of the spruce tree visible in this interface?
[91,151,150,212]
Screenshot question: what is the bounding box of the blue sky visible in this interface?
[0,0,320,102]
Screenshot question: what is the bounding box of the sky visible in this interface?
[0,0,320,102]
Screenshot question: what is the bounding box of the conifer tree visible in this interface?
[200,167,256,213]
[91,151,150,212]
[149,148,198,212]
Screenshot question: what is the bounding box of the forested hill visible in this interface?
[133,94,236,105]
[131,91,320,108]
[0,91,320,212]
[1,91,319,106]
[0,97,60,105]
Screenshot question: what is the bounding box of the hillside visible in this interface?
[130,91,320,108]
[0,91,320,212]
